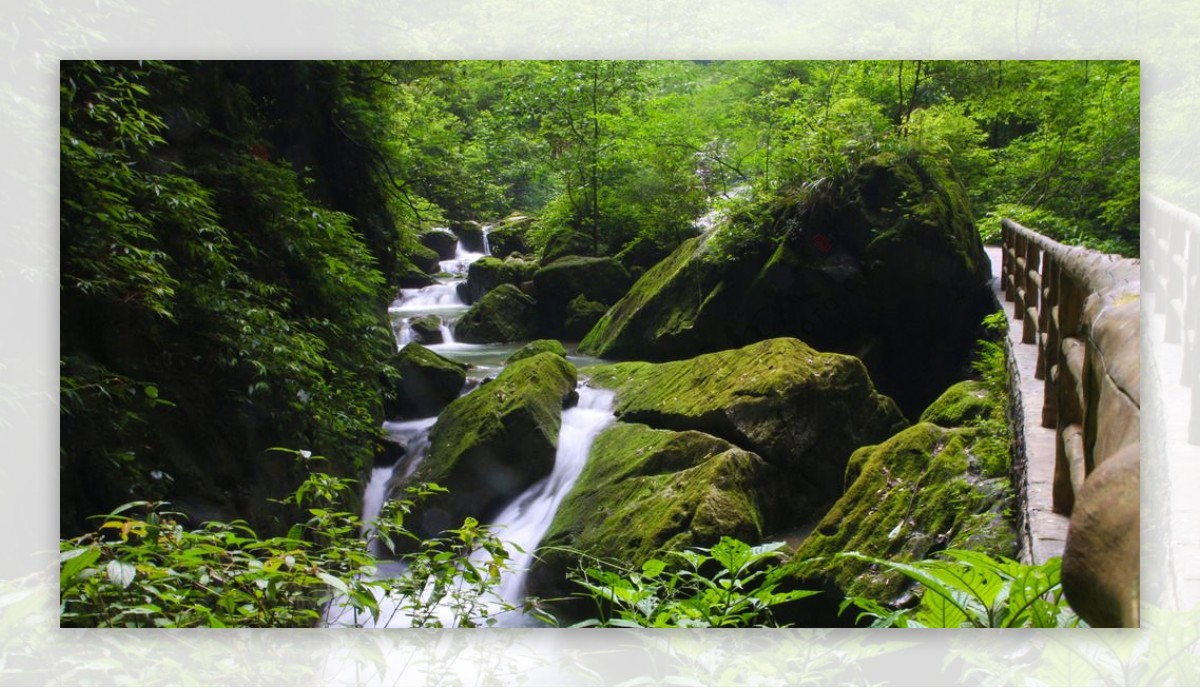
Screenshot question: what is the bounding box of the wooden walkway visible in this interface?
[986,246,1071,564]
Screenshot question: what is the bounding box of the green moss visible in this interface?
[389,343,467,418]
[789,422,1016,601]
[919,380,995,427]
[564,295,608,341]
[408,242,440,274]
[506,339,567,364]
[585,338,906,507]
[454,283,538,343]
[530,422,777,599]
[464,256,538,303]
[402,352,577,540]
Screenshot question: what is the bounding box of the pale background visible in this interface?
[1,0,1194,684]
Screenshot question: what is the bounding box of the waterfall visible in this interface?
[488,385,616,605]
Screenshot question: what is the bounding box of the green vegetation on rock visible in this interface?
[388,343,467,418]
[588,338,907,504]
[454,283,539,343]
[506,339,568,364]
[528,422,779,603]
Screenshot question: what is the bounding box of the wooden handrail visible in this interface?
[999,219,1140,515]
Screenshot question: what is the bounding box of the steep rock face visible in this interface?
[587,338,907,514]
[527,422,780,601]
[387,343,467,419]
[391,352,577,541]
[580,153,992,417]
[454,283,539,343]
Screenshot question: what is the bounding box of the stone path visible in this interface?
[985,246,1071,564]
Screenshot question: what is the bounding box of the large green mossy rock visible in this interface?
[588,338,907,513]
[408,242,441,275]
[488,215,534,257]
[564,295,608,341]
[580,153,993,418]
[450,221,486,253]
[387,343,467,418]
[541,230,595,264]
[788,422,1016,602]
[396,257,435,289]
[919,380,994,427]
[418,228,459,261]
[527,422,781,601]
[532,256,632,334]
[393,352,578,541]
[462,256,539,304]
[506,339,568,365]
[454,283,538,343]
[408,314,444,345]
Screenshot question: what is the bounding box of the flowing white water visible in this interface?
[488,386,616,604]
[329,384,615,628]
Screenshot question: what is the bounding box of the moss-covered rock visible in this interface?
[454,283,539,343]
[919,380,994,427]
[418,228,459,261]
[616,234,675,273]
[580,153,993,418]
[564,295,609,341]
[489,215,534,257]
[387,343,467,419]
[527,422,781,601]
[392,352,577,541]
[541,229,595,264]
[409,314,444,345]
[396,257,435,289]
[408,242,441,275]
[788,422,1016,602]
[506,339,568,365]
[533,255,632,335]
[450,221,486,253]
[588,338,907,522]
[462,255,539,304]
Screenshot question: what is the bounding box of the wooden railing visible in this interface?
[1000,219,1140,515]
[1146,195,1200,444]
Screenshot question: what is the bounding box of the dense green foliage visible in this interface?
[559,537,818,628]
[59,452,515,628]
[841,550,1082,628]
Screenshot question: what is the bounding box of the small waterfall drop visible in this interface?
[488,385,616,605]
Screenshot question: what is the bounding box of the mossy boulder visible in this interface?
[788,422,1016,602]
[454,283,539,343]
[408,314,444,345]
[418,228,459,261]
[564,295,609,341]
[616,234,675,272]
[387,343,467,418]
[588,338,907,522]
[532,256,632,335]
[580,153,993,418]
[396,257,435,289]
[919,380,994,427]
[527,422,781,602]
[461,256,539,304]
[488,215,534,257]
[541,229,595,264]
[450,221,486,253]
[506,339,568,365]
[408,242,441,275]
[392,352,578,541]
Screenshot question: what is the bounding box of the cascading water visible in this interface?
[487,386,616,605]
[329,221,619,626]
